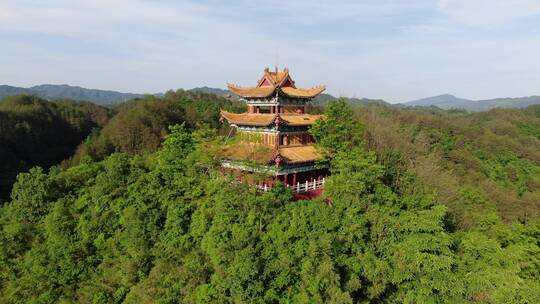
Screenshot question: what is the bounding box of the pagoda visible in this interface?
[220,67,328,198]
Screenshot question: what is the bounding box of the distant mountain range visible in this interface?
[0,84,144,105]
[403,94,540,112]
[1,84,539,112]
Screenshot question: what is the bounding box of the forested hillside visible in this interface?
[71,89,243,163]
[0,96,539,303]
[0,91,244,202]
[0,95,113,201]
[358,104,540,224]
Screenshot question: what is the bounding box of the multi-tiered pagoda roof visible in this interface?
[227,67,326,99]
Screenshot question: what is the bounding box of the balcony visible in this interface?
[257,177,325,193]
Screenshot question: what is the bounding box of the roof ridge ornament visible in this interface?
[274,115,281,127]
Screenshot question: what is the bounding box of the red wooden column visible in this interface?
[284,174,288,186]
[292,173,297,186]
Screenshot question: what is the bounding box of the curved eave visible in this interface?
[227,84,326,99]
[280,114,324,126]
[227,83,276,98]
[220,110,276,127]
[280,86,326,98]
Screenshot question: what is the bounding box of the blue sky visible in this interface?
[1,0,540,102]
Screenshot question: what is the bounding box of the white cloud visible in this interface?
[1,0,540,101]
[437,0,540,27]
[230,0,432,25]
[0,0,206,39]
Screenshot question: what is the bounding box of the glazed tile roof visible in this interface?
[220,111,277,126]
[222,142,276,164]
[220,111,323,127]
[227,67,325,98]
[281,86,326,98]
[280,114,323,126]
[221,143,321,164]
[227,85,326,99]
[227,85,276,98]
[278,145,321,164]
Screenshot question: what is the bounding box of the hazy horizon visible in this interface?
[2,0,540,103]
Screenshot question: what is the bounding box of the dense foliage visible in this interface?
[0,98,539,303]
[0,91,243,202]
[356,104,540,224]
[0,95,112,201]
[72,90,244,162]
